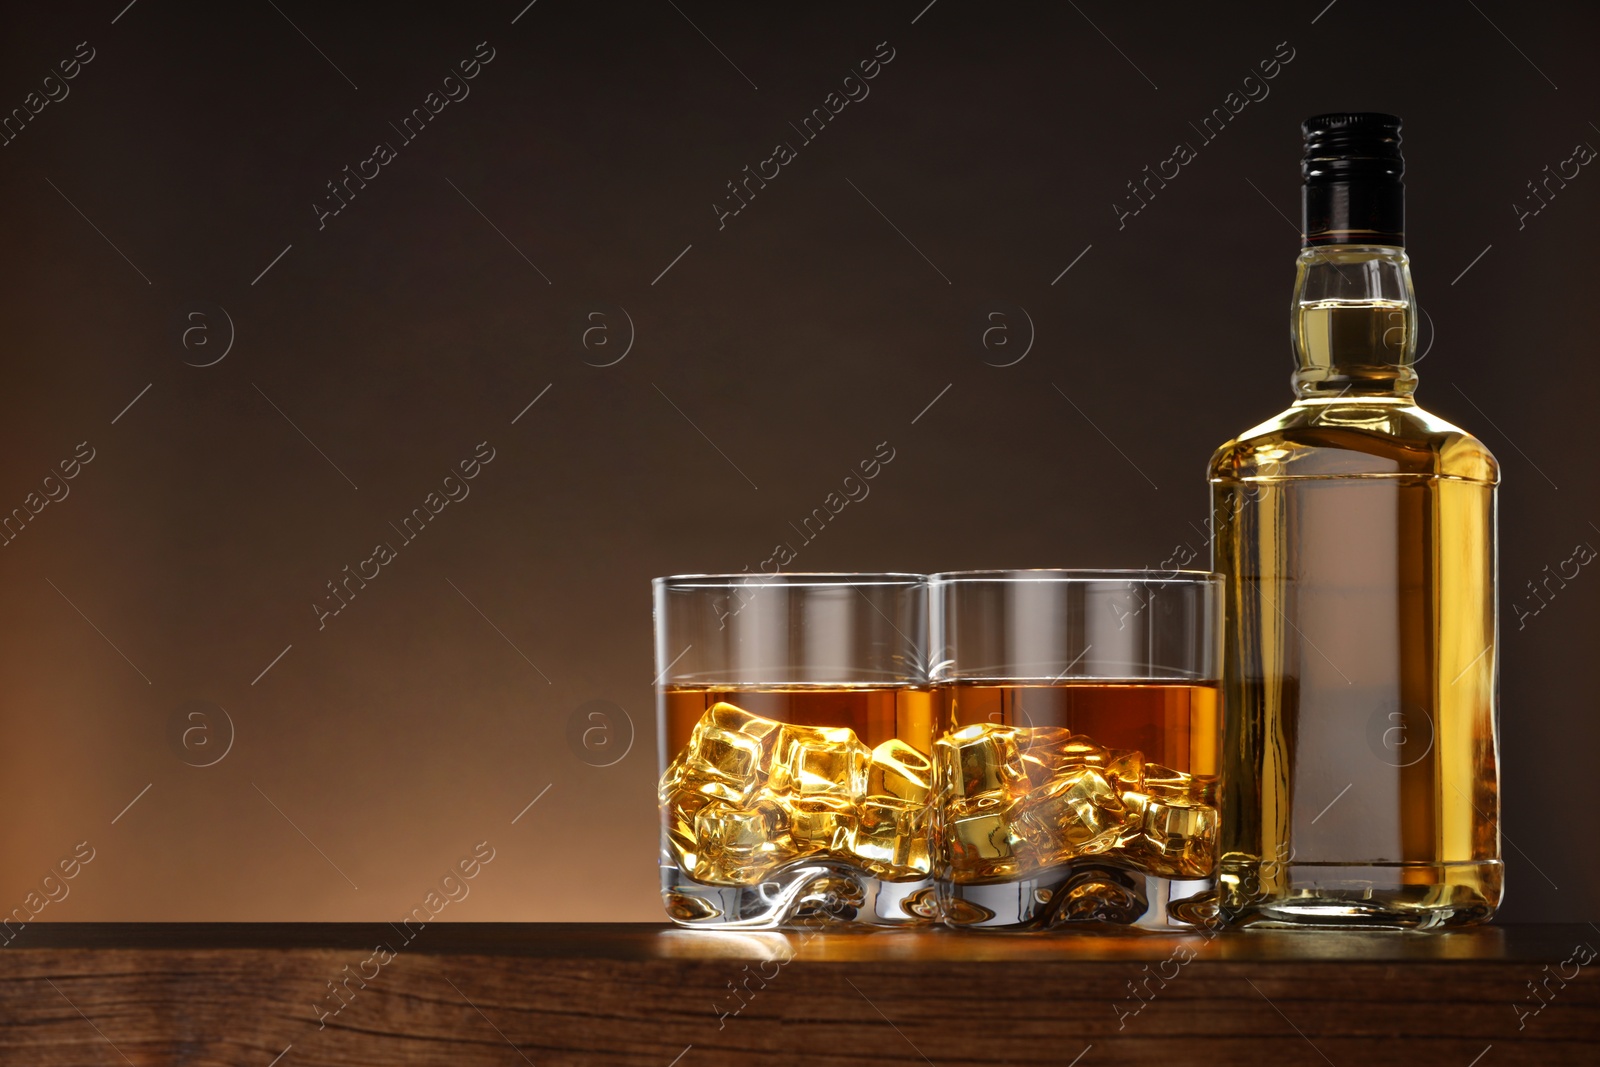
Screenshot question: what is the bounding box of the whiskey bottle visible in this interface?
[1211,113,1501,927]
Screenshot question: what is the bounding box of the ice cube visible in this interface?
[1130,796,1218,879]
[703,701,783,745]
[1057,734,1108,768]
[867,739,933,804]
[692,799,792,885]
[937,724,1026,803]
[947,803,1032,882]
[695,798,785,855]
[1020,752,1055,789]
[1019,729,1109,785]
[680,725,765,804]
[1104,749,1144,790]
[1118,789,1151,836]
[852,797,931,878]
[768,724,868,799]
[1017,726,1070,788]
[1016,725,1071,757]
[661,786,712,870]
[1025,767,1126,866]
[1143,763,1192,799]
[1144,796,1216,848]
[787,795,857,851]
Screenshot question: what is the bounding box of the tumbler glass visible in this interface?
[654,573,933,928]
[930,569,1223,929]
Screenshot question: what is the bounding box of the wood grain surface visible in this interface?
[1,924,1596,1065]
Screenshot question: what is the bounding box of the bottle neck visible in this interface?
[1291,244,1418,400]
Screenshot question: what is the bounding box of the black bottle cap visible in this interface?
[1301,112,1404,247]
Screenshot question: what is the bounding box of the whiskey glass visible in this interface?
[930,569,1223,929]
[654,573,933,928]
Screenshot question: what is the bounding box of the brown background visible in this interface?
[0,0,1593,924]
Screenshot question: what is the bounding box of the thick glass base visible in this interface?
[1220,859,1502,929]
[939,862,1217,930]
[661,862,936,929]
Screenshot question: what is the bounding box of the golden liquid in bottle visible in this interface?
[1211,294,1502,926]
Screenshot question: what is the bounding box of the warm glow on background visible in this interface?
[0,1,1594,925]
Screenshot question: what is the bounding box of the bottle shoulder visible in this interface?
[1208,398,1500,483]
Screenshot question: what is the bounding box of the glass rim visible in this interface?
[653,571,925,590]
[930,568,1222,585]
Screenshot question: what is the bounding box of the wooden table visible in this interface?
[2,923,1596,1064]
